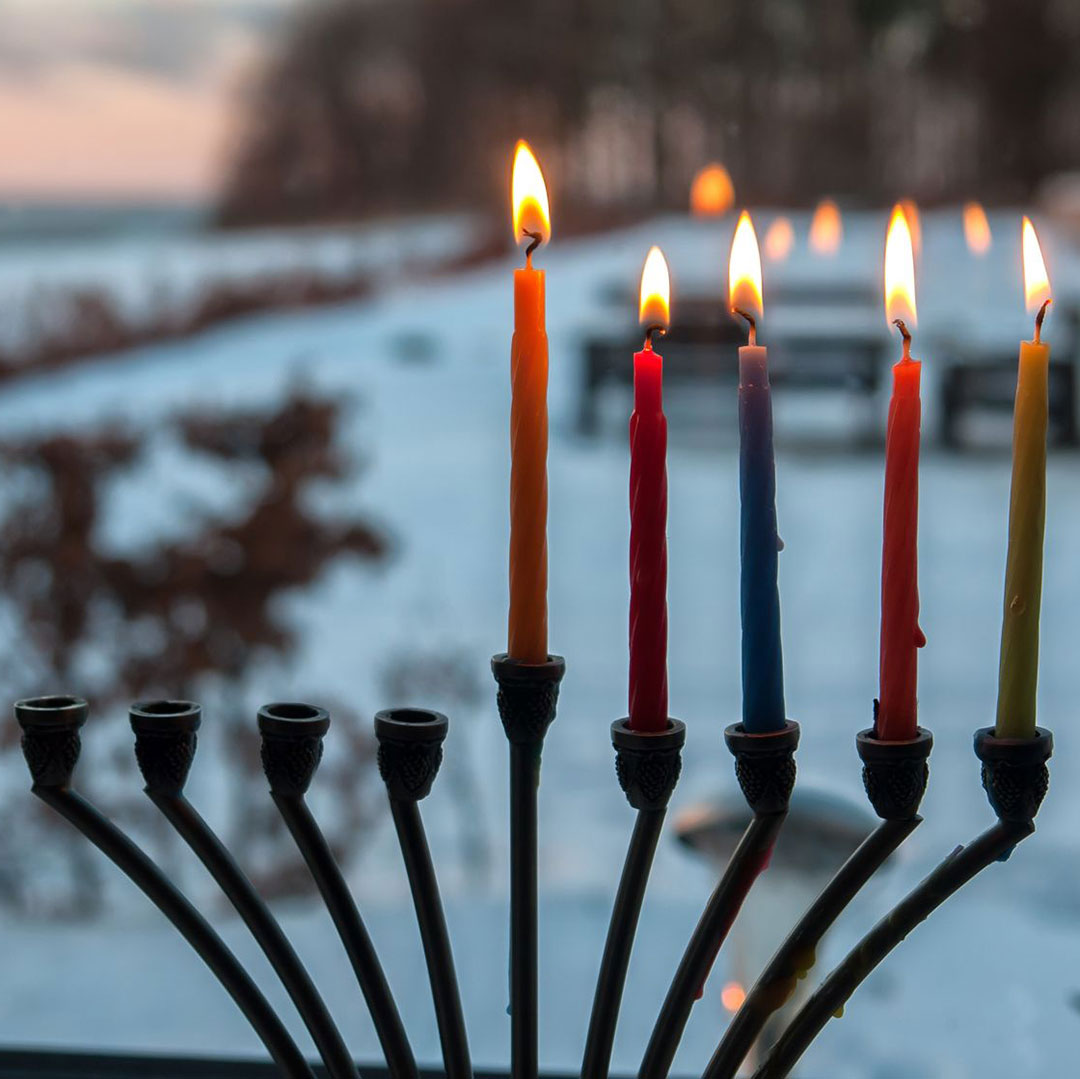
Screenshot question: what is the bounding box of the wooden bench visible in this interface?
[941,358,1078,448]
[940,302,1080,449]
[578,311,889,436]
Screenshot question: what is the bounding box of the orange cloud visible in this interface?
[0,61,236,199]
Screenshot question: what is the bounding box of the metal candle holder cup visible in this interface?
[857,726,934,820]
[15,694,88,788]
[130,699,201,795]
[259,702,330,797]
[724,720,801,814]
[974,726,1053,823]
[611,717,686,810]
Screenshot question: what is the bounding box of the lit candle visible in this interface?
[507,141,552,664]
[628,247,671,732]
[996,217,1052,739]
[877,205,925,741]
[728,211,786,733]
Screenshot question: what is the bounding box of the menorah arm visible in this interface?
[34,785,316,1079]
[257,702,417,1079]
[583,807,665,1079]
[492,654,564,1079]
[638,810,787,1079]
[581,718,685,1079]
[376,708,473,1079]
[271,792,418,1079]
[701,815,920,1079]
[147,789,360,1079]
[750,817,1033,1079]
[388,798,472,1079]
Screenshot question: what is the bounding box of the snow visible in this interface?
[0,209,1077,1077]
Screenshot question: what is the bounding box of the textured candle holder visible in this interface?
[703,718,931,1079]
[637,720,800,1079]
[13,685,1052,1079]
[582,718,686,1079]
[491,653,565,1079]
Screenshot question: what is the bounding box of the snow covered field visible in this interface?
[0,213,484,353]
[0,210,1077,1077]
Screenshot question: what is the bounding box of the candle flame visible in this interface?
[809,199,842,254]
[900,198,922,257]
[763,216,794,261]
[689,163,735,217]
[639,245,671,332]
[1022,216,1051,315]
[884,204,917,329]
[511,140,551,250]
[963,201,991,255]
[721,982,746,1013]
[729,211,764,322]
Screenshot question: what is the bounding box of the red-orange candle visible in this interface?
[628,247,671,731]
[507,141,551,664]
[878,206,925,741]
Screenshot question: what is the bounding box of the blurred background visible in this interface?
[1,1,1080,1077]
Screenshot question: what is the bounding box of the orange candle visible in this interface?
[508,141,551,663]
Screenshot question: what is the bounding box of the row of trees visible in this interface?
[217,0,1080,226]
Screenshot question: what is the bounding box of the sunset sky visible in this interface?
[0,0,293,202]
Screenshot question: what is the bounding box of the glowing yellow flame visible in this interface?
[728,211,764,321]
[721,982,746,1013]
[690,164,735,217]
[1022,216,1051,314]
[884,204,917,328]
[809,199,842,254]
[639,245,671,330]
[763,217,794,261]
[964,201,991,256]
[511,140,551,249]
[900,198,922,257]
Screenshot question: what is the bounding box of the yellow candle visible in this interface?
[996,217,1052,738]
[507,141,551,664]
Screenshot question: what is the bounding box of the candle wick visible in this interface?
[643,324,666,350]
[1034,298,1052,344]
[892,318,912,361]
[732,307,757,347]
[522,229,542,263]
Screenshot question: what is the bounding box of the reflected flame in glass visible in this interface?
[764,217,794,261]
[809,199,842,255]
[721,982,746,1012]
[963,201,991,255]
[690,164,735,217]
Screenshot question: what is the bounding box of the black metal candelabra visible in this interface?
[12,670,1053,1079]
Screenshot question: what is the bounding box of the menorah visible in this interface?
[13,649,1052,1079]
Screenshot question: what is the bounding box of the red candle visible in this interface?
[629,246,671,732]
[878,206,925,741]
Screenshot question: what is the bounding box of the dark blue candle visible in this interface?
[729,210,786,733]
[738,344,786,731]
